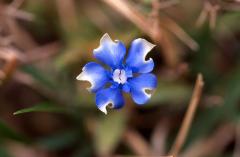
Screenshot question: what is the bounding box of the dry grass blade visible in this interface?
[82,1,115,33]
[0,48,18,84]
[151,120,170,155]
[220,1,240,11]
[24,42,60,64]
[101,0,151,36]
[101,0,178,67]
[234,121,240,157]
[161,17,199,51]
[55,0,79,33]
[6,18,37,50]
[6,8,34,21]
[209,5,220,30]
[196,7,208,28]
[9,0,25,9]
[113,155,173,157]
[169,74,204,157]
[157,0,179,9]
[123,129,152,156]
[196,1,220,30]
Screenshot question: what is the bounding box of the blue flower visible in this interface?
[76,34,157,114]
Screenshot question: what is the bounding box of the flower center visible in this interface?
[112,69,127,84]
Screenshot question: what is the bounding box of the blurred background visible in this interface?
[0,0,240,157]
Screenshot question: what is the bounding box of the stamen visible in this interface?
[113,69,127,84]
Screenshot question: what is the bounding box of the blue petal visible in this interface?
[93,33,126,69]
[128,74,157,105]
[122,83,130,93]
[126,38,155,73]
[96,87,124,114]
[76,62,109,93]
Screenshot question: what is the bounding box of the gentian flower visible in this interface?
[76,34,157,114]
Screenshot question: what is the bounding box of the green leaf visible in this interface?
[0,147,12,157]
[14,103,65,115]
[0,120,28,143]
[37,130,79,151]
[148,80,192,106]
[94,110,127,156]
[71,145,93,157]
[21,65,57,89]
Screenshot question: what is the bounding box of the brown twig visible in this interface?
[169,74,204,157]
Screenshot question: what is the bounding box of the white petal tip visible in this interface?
[101,33,112,43]
[102,33,110,38]
[136,38,155,49]
[99,106,108,115]
[142,39,155,49]
[76,72,94,91]
[76,73,83,80]
[93,33,113,55]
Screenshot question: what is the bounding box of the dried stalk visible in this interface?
[182,123,235,157]
[233,121,240,157]
[123,129,152,156]
[24,42,60,64]
[209,5,220,30]
[169,74,204,157]
[0,48,18,84]
[55,0,79,33]
[9,0,25,9]
[114,156,173,157]
[151,120,170,155]
[0,1,36,50]
[196,1,220,30]
[157,0,179,9]
[161,16,199,51]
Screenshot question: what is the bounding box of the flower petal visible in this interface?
[128,73,157,104]
[96,87,124,114]
[126,38,155,73]
[93,33,126,69]
[76,62,109,93]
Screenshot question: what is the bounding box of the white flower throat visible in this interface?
[113,69,127,84]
